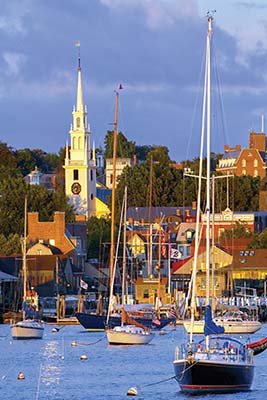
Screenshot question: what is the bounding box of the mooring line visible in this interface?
[75,336,106,346]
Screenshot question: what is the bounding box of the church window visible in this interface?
[73,136,77,149]
[74,170,79,180]
[76,117,80,128]
[90,170,93,181]
[78,136,82,149]
[90,193,94,200]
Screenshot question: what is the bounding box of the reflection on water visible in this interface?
[0,323,266,399]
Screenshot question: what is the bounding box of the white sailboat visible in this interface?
[105,97,154,345]
[173,13,254,393]
[11,198,44,340]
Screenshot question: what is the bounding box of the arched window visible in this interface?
[242,159,246,167]
[73,170,79,180]
[90,193,94,200]
[78,136,82,149]
[76,117,80,128]
[254,159,258,167]
[90,169,93,181]
[73,136,77,149]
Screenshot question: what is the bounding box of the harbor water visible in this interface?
[0,323,267,399]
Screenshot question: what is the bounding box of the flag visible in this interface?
[160,228,167,257]
[169,308,177,320]
[80,279,88,290]
[170,248,182,259]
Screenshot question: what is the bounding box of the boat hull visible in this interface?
[173,358,254,393]
[106,328,154,345]
[75,312,173,331]
[11,320,44,340]
[183,319,261,334]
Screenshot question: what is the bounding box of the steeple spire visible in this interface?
[75,41,84,112]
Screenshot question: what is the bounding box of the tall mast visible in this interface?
[110,87,121,288]
[148,156,153,276]
[122,186,128,305]
[205,14,212,308]
[22,197,27,320]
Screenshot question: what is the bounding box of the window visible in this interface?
[73,170,79,180]
[110,174,113,185]
[90,193,94,200]
[90,170,93,181]
[218,228,225,237]
[76,117,80,128]
[143,289,149,299]
[242,159,246,167]
[242,169,246,175]
[73,136,77,149]
[254,169,258,177]
[254,159,258,167]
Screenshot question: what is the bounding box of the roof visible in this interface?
[127,206,196,221]
[232,248,267,270]
[0,271,18,282]
[222,150,241,160]
[96,188,111,205]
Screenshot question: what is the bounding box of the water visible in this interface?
[0,323,267,399]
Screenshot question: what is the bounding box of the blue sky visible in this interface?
[1,0,267,162]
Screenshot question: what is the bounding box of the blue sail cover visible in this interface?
[23,301,38,319]
[204,305,224,336]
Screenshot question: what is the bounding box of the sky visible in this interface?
[1,0,267,162]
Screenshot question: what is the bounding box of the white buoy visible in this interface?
[80,354,88,360]
[17,372,25,380]
[127,387,138,396]
[71,341,77,347]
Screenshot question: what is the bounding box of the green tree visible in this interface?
[104,131,135,159]
[86,217,111,261]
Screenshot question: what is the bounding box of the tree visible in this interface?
[104,131,135,159]
[86,217,111,261]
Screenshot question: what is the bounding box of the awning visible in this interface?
[0,271,18,282]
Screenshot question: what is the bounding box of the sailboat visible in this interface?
[106,186,154,345]
[173,14,254,393]
[11,198,44,340]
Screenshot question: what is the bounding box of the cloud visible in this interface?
[99,0,198,28]
[3,52,27,77]
[0,0,32,35]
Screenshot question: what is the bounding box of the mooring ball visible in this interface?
[17,372,25,380]
[80,354,88,360]
[127,387,138,396]
[71,341,77,347]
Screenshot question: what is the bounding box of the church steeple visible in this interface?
[64,42,96,219]
[76,41,84,112]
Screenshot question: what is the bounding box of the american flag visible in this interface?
[160,228,167,257]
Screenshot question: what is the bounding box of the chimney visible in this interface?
[192,201,197,209]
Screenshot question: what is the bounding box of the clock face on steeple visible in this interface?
[71,182,81,195]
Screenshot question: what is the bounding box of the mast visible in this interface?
[148,156,153,276]
[109,89,119,288]
[22,197,27,320]
[122,186,127,305]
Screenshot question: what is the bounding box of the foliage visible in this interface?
[249,228,267,249]
[0,176,75,239]
[86,217,111,261]
[220,221,253,240]
[104,131,135,159]
[0,233,21,255]
[14,148,60,175]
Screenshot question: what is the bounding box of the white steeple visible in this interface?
[63,42,96,218]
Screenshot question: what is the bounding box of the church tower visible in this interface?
[64,43,96,218]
